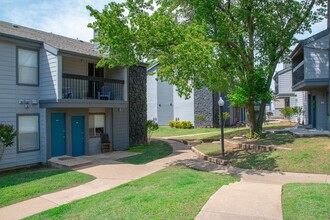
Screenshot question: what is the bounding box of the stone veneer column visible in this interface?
[194,87,215,128]
[128,65,147,145]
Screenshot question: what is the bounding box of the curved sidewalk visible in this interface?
[181,159,329,220]
[0,139,195,220]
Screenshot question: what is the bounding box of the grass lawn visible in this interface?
[153,126,218,137]
[27,166,238,220]
[195,135,330,174]
[282,183,330,220]
[174,123,295,140]
[0,168,95,207]
[118,141,173,164]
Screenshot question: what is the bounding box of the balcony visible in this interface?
[62,73,124,101]
[292,61,304,87]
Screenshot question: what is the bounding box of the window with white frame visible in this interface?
[17,48,39,85]
[17,115,39,152]
[89,114,105,137]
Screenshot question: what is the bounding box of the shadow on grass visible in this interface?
[226,149,279,171]
[0,167,70,188]
[246,133,295,146]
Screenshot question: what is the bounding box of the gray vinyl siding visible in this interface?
[306,35,329,49]
[39,48,58,100]
[0,41,42,169]
[112,107,129,150]
[278,70,293,94]
[88,137,101,154]
[304,48,329,80]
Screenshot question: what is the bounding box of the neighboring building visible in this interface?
[0,21,147,170]
[147,64,246,127]
[273,64,308,123]
[290,29,330,130]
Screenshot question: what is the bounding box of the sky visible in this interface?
[0,0,327,69]
[0,0,124,42]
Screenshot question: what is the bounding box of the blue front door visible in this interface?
[71,116,85,156]
[51,113,66,157]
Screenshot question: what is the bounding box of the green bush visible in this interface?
[144,120,159,144]
[168,120,193,129]
[169,120,176,128]
[280,107,295,121]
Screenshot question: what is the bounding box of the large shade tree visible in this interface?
[87,0,326,134]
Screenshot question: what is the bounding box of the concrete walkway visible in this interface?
[160,131,219,139]
[180,159,329,220]
[0,139,196,220]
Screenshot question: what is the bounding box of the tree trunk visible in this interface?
[246,103,258,134]
[257,100,267,134]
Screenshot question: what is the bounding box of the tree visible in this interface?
[280,107,295,122]
[87,0,326,134]
[0,124,16,161]
[144,119,159,144]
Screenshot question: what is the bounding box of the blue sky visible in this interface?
[0,0,327,52]
[0,0,123,41]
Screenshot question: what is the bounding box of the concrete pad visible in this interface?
[0,197,58,220]
[48,156,92,169]
[41,179,127,205]
[198,182,283,220]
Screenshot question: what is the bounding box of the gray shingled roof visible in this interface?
[0,21,99,58]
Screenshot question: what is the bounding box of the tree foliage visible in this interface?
[87,0,326,133]
[144,119,159,144]
[0,124,16,161]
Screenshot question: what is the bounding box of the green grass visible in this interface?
[195,135,330,174]
[0,168,95,207]
[174,123,295,140]
[119,141,173,164]
[282,183,330,220]
[27,166,238,220]
[153,126,218,137]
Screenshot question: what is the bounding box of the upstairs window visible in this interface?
[17,48,39,86]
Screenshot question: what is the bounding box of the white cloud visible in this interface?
[1,0,123,42]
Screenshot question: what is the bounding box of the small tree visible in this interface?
[292,106,304,124]
[280,107,295,123]
[144,120,159,144]
[0,124,16,161]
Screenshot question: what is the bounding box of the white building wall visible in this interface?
[173,86,194,124]
[147,74,158,122]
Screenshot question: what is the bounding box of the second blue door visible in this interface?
[71,116,85,156]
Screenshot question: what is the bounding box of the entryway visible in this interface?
[71,116,85,156]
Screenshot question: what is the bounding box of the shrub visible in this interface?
[168,120,193,129]
[144,120,159,144]
[280,107,295,122]
[169,120,176,128]
[196,114,205,121]
[0,124,17,161]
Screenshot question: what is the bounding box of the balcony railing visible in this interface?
[62,73,125,101]
[292,62,304,86]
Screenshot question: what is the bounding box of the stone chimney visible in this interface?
[328,0,330,29]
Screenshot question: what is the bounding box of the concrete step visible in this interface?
[48,156,92,169]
